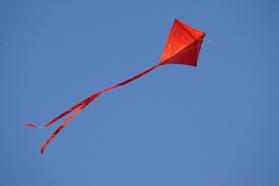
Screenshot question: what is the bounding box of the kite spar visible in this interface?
[25,19,206,154]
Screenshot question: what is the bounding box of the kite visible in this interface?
[24,19,206,154]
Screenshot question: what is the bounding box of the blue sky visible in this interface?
[1,0,279,185]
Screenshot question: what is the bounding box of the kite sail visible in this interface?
[25,19,206,154]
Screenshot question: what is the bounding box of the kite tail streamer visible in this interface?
[40,106,83,154]
[25,63,161,153]
[24,102,84,128]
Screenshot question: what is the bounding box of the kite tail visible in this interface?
[40,106,83,154]
[26,63,161,154]
[24,92,102,129]
[24,102,84,128]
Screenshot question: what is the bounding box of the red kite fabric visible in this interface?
[25,19,206,154]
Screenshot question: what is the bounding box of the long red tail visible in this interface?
[25,63,161,154]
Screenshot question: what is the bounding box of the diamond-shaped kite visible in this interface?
[25,19,206,154]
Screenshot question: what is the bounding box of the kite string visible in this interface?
[37,63,161,153]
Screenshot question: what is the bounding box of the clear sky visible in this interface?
[1,0,279,186]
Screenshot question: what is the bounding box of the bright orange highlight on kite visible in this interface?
[24,19,206,154]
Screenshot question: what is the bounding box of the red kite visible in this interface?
[25,19,206,154]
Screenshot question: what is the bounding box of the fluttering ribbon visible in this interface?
[25,19,206,154]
